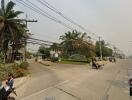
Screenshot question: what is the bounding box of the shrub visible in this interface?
[0,62,29,80]
[86,58,91,63]
[51,57,59,62]
[14,68,27,78]
[19,61,29,69]
[0,65,15,80]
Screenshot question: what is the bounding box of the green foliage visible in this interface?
[69,54,86,61]
[0,62,29,80]
[0,65,14,80]
[60,30,95,60]
[19,61,29,69]
[51,57,59,62]
[59,60,88,65]
[38,46,50,58]
[26,51,33,59]
[50,43,61,51]
[0,0,27,63]
[96,41,113,57]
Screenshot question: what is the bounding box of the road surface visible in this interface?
[15,59,131,100]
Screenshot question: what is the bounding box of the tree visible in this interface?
[60,30,96,61]
[0,0,26,62]
[60,30,81,56]
[38,46,50,58]
[50,43,61,51]
[95,41,113,57]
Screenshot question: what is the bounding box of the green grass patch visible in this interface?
[58,60,88,65]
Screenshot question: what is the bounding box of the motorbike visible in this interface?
[0,87,17,100]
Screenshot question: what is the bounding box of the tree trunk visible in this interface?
[3,52,7,63]
[10,43,15,63]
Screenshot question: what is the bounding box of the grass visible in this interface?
[58,60,88,65]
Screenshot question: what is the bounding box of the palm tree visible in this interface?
[50,43,61,52]
[60,30,96,60]
[0,0,26,62]
[60,30,80,55]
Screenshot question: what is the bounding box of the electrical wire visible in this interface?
[16,0,75,30]
[38,0,98,37]
[16,0,122,52]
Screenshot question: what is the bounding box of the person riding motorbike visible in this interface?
[0,81,8,100]
[5,74,14,90]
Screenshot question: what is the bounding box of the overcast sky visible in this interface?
[11,0,132,55]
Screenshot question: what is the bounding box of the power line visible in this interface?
[27,42,52,46]
[16,0,98,40]
[16,0,122,54]
[28,37,58,44]
[26,0,74,30]
[16,0,75,30]
[37,0,107,58]
[37,0,98,37]
[37,0,105,58]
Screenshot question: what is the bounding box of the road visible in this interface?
[15,59,131,100]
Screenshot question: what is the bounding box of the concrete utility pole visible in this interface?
[22,18,38,61]
[25,19,38,28]
[113,46,117,58]
[99,36,103,60]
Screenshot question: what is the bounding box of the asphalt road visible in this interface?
[16,59,131,100]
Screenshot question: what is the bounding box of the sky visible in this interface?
[10,0,132,55]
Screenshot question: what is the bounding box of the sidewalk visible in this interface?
[8,76,29,98]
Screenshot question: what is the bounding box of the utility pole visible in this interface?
[22,17,38,61]
[25,19,38,28]
[99,36,103,60]
[113,46,117,58]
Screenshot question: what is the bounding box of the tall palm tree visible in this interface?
[0,0,26,62]
[60,30,80,55]
[60,30,96,60]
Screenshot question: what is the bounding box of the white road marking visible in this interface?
[19,80,69,100]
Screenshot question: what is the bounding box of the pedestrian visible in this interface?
[5,73,14,90]
[4,73,16,99]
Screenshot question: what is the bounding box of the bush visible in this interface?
[51,57,59,62]
[0,65,14,80]
[86,58,91,63]
[19,62,29,69]
[69,54,87,61]
[14,68,27,78]
[0,62,29,80]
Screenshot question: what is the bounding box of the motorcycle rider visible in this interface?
[0,81,7,100]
